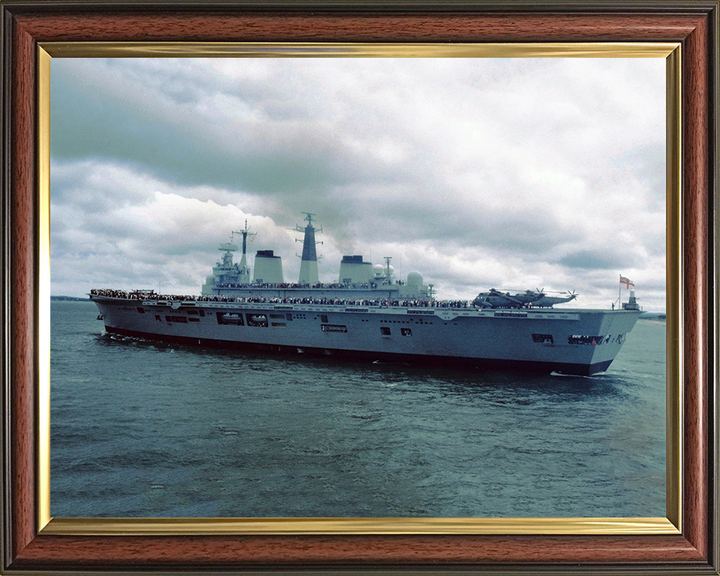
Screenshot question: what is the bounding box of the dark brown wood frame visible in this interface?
[1,1,717,573]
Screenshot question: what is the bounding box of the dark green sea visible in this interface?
[50,300,666,518]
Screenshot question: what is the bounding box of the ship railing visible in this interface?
[213,281,384,290]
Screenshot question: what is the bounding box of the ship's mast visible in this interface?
[232,219,256,274]
[295,212,323,284]
[383,256,393,282]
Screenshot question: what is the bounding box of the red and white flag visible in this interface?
[619,275,634,289]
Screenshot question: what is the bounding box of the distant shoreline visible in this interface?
[51,296,88,302]
[639,318,666,325]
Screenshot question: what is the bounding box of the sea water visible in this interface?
[50,300,666,518]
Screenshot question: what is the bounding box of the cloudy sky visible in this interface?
[50,57,666,311]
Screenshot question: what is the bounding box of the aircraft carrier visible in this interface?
[90,214,641,375]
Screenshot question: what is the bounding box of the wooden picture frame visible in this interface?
[1,1,717,573]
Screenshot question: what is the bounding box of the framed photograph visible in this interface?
[2,2,717,574]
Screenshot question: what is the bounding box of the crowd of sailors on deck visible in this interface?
[214,280,402,289]
[90,288,467,308]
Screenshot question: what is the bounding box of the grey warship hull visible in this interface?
[91,295,640,375]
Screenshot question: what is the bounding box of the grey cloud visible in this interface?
[559,250,635,270]
[51,67,350,196]
[331,195,582,257]
[52,60,429,202]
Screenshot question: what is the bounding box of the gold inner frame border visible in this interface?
[36,41,682,536]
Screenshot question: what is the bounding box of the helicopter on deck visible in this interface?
[472,288,578,309]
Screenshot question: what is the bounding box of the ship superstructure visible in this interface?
[200,214,433,301]
[90,215,642,375]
